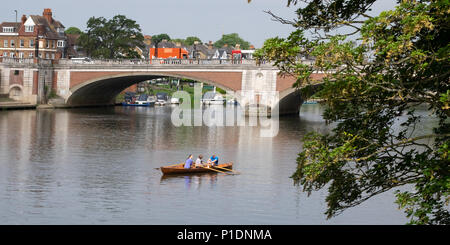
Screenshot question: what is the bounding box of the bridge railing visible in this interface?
[56,58,274,66]
[0,57,54,65]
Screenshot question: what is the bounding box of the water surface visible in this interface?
[0,104,409,224]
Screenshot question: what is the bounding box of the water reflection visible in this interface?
[0,104,410,224]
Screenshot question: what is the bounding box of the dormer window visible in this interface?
[2,27,15,33]
[57,27,64,33]
[25,25,34,32]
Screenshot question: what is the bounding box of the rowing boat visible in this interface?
[160,162,233,175]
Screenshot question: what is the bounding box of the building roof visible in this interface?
[29,15,65,39]
[0,22,21,33]
[187,44,217,58]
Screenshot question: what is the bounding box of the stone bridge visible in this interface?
[0,58,325,115]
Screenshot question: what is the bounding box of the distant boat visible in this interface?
[155,92,168,106]
[303,101,318,104]
[122,94,155,106]
[202,91,225,105]
[122,102,153,106]
[155,100,167,106]
[227,98,238,105]
[170,97,180,104]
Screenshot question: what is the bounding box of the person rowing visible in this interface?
[195,154,204,168]
[184,154,194,169]
[207,154,219,167]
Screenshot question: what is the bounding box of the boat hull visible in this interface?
[160,163,233,175]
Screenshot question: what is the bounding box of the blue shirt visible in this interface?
[210,156,219,165]
[185,158,193,168]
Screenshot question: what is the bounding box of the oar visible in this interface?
[200,166,234,175]
[155,162,184,170]
[215,166,241,174]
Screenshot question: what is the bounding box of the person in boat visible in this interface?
[184,154,194,169]
[207,154,219,167]
[195,154,204,168]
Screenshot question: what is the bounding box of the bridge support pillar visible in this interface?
[240,69,279,116]
[0,67,10,96]
[36,67,54,104]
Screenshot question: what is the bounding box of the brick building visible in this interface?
[0,8,67,60]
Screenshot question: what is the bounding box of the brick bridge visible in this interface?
[0,58,324,115]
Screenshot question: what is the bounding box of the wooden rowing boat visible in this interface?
[160,162,233,175]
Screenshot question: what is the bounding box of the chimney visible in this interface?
[208,41,213,50]
[43,8,53,24]
[21,15,27,24]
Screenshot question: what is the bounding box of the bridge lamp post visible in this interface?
[14,10,17,58]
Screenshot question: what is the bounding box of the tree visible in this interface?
[78,15,144,59]
[214,33,251,49]
[255,0,449,224]
[171,38,186,46]
[151,33,171,58]
[65,27,82,35]
[185,36,202,46]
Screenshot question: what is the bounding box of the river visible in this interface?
[0,104,410,224]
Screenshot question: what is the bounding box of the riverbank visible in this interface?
[0,101,36,110]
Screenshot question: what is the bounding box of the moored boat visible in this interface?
[122,102,154,106]
[160,162,233,175]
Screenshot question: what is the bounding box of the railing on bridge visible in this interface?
[57,58,272,66]
[0,57,52,65]
[0,57,319,67]
[0,57,275,66]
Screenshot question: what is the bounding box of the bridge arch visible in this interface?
[9,84,23,101]
[66,72,239,106]
[274,83,323,115]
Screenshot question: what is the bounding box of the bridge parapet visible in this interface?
[57,58,268,65]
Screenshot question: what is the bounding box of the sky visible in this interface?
[0,0,397,48]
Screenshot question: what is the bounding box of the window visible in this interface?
[20,39,24,47]
[25,25,34,32]
[46,40,49,48]
[3,52,7,57]
[10,40,14,47]
[45,53,49,59]
[57,40,65,48]
[29,39,34,47]
[2,27,15,33]
[51,53,55,59]
[14,70,19,75]
[29,52,34,58]
[4,40,8,48]
[18,52,24,58]
[38,53,42,58]
[10,53,15,58]
[52,40,55,49]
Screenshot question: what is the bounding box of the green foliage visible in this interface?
[256,0,450,224]
[65,27,82,35]
[185,36,202,46]
[171,38,186,46]
[151,34,171,58]
[78,15,144,59]
[152,34,171,44]
[48,90,58,99]
[214,33,251,49]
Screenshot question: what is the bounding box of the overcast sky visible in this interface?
[0,0,397,48]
